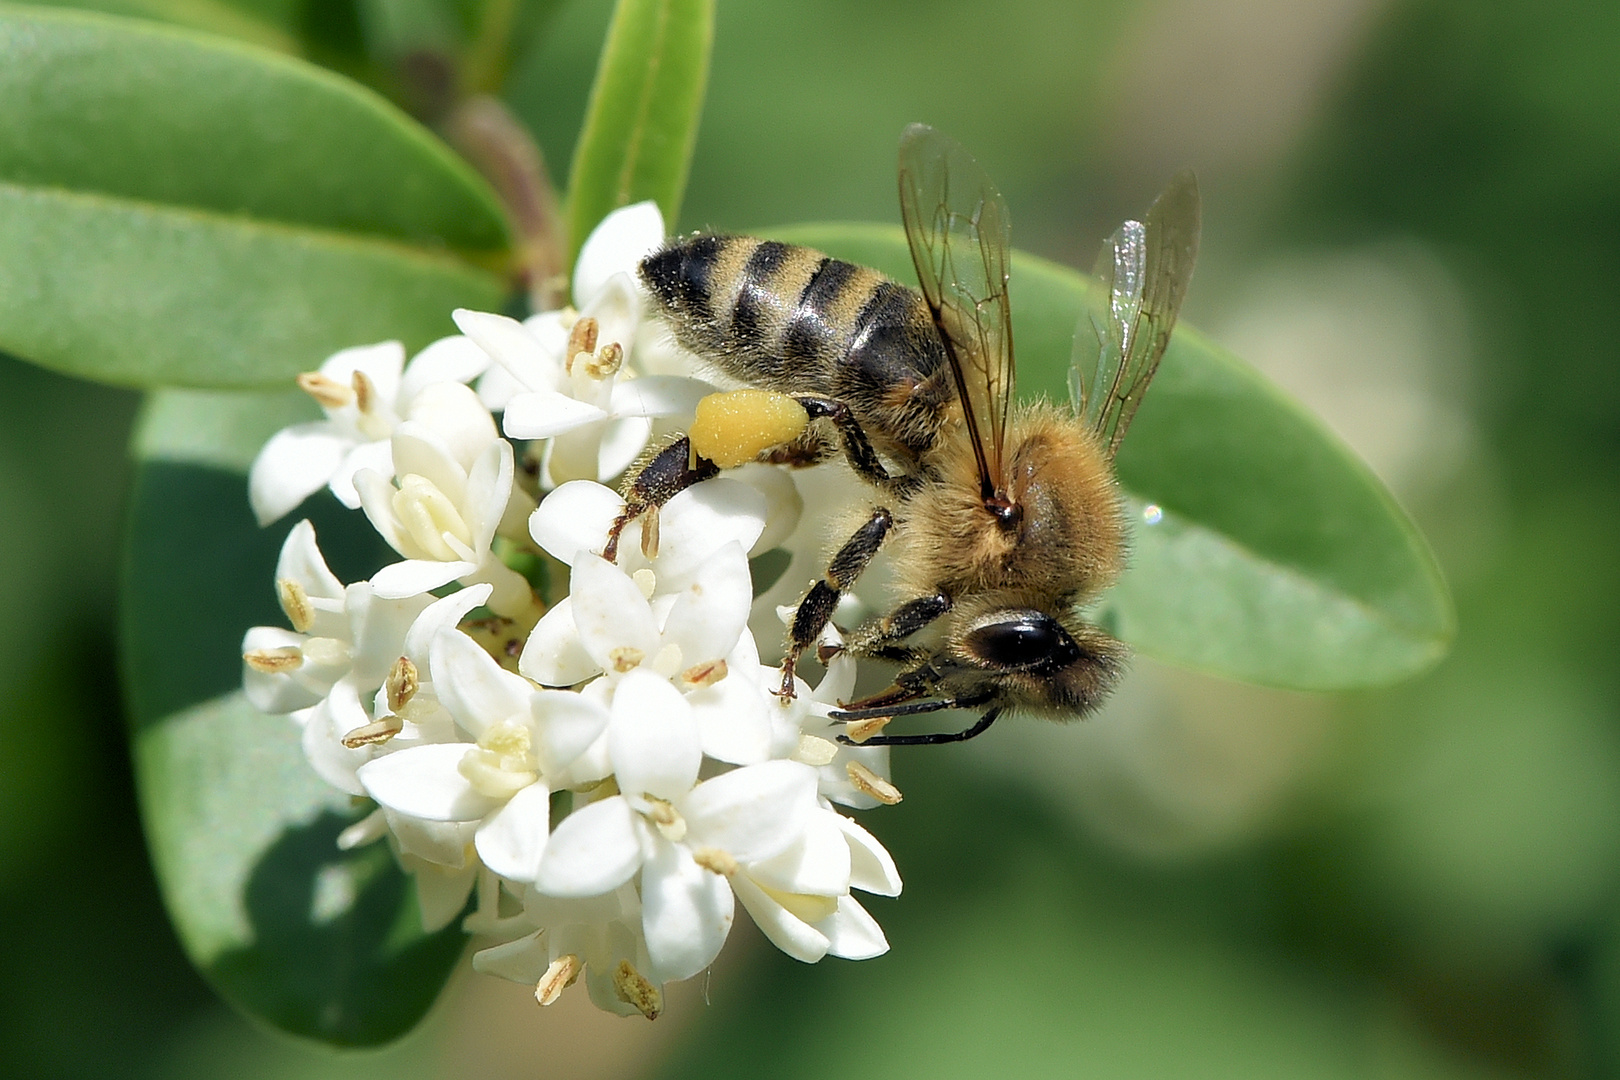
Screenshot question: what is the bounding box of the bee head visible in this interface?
[942,607,1127,718]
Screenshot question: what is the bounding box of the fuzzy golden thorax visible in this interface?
[891,400,1126,604]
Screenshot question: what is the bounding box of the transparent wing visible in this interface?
[898,123,1014,500]
[1070,170,1201,458]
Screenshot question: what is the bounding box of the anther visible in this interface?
[296,371,354,409]
[385,656,419,713]
[244,645,303,673]
[678,659,727,689]
[351,369,376,414]
[794,733,839,767]
[612,959,662,1020]
[644,797,687,842]
[640,505,661,559]
[846,761,902,805]
[276,578,315,633]
[585,341,624,378]
[692,848,738,876]
[842,716,891,744]
[536,954,582,1006]
[341,714,404,748]
[609,646,645,673]
[565,316,599,374]
[301,637,351,667]
[651,643,683,679]
[631,568,657,599]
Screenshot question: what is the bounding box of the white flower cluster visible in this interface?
[241,204,901,1019]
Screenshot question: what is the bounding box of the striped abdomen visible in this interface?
[638,235,954,466]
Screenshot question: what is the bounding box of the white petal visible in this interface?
[656,480,768,586]
[241,626,322,714]
[392,422,469,504]
[431,628,533,737]
[370,558,472,599]
[320,340,405,408]
[248,424,350,526]
[387,811,477,867]
[837,814,903,896]
[528,481,624,565]
[819,894,889,960]
[609,670,702,801]
[401,583,493,663]
[278,521,345,599]
[411,860,478,932]
[471,930,548,984]
[345,583,436,688]
[729,463,804,555]
[595,415,653,482]
[406,382,498,472]
[474,781,552,882]
[520,598,603,686]
[501,390,610,440]
[354,468,411,556]
[400,334,492,401]
[301,681,371,796]
[569,554,661,671]
[357,743,503,822]
[731,872,828,964]
[746,808,850,897]
[533,689,611,774]
[812,652,859,706]
[689,671,773,765]
[574,201,665,306]
[682,759,818,863]
[535,795,645,897]
[476,361,528,411]
[461,438,515,553]
[640,839,733,983]
[328,438,393,510]
[609,376,713,419]
[659,541,753,666]
[453,309,554,392]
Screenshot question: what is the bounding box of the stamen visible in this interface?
[651,643,683,679]
[536,954,582,1006]
[351,369,376,414]
[459,746,539,799]
[277,578,315,632]
[631,568,657,599]
[585,341,623,378]
[609,646,645,673]
[692,847,738,876]
[611,959,662,1020]
[565,316,599,374]
[793,733,838,767]
[341,714,404,748]
[393,474,473,560]
[244,645,302,674]
[678,659,727,689]
[296,371,354,409]
[640,504,661,559]
[643,797,687,842]
[846,761,902,805]
[842,716,891,744]
[385,656,419,713]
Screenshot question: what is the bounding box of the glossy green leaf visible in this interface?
[122,388,467,1046]
[767,223,1453,689]
[0,5,512,386]
[20,0,299,52]
[566,0,712,264]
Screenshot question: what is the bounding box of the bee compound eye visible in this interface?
[962,611,1083,672]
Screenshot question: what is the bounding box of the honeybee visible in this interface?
[627,124,1200,745]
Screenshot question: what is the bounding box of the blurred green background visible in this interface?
[6,0,1620,1075]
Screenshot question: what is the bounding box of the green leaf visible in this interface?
[766,223,1453,690]
[566,0,712,264]
[0,5,513,387]
[122,388,467,1046]
[19,0,300,52]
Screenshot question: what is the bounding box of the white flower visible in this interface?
[248,337,492,525]
[454,202,715,486]
[354,424,535,617]
[535,676,820,982]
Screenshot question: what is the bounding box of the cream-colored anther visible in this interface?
[243,645,303,674]
[612,960,662,1020]
[640,505,661,559]
[631,568,657,599]
[350,370,392,440]
[643,797,687,842]
[300,636,351,667]
[678,659,727,689]
[846,760,902,805]
[385,656,419,713]
[565,316,599,374]
[296,371,354,409]
[350,369,375,413]
[608,646,645,673]
[842,716,891,744]
[276,578,315,633]
[584,341,623,379]
[650,643,683,679]
[536,954,582,1006]
[794,733,839,767]
[341,714,404,748]
[392,474,472,560]
[692,847,738,876]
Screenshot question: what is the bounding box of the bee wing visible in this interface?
[898,123,1014,498]
[1070,170,1201,458]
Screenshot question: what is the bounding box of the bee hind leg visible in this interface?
[780,506,894,698]
[604,436,719,562]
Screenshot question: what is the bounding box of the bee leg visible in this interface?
[604,436,719,562]
[793,397,921,497]
[839,707,1004,747]
[779,507,894,698]
[840,591,952,659]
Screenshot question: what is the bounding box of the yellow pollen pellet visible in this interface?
[689,389,809,468]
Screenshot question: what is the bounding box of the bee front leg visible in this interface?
[604,436,719,562]
[834,590,953,664]
[780,507,894,698]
